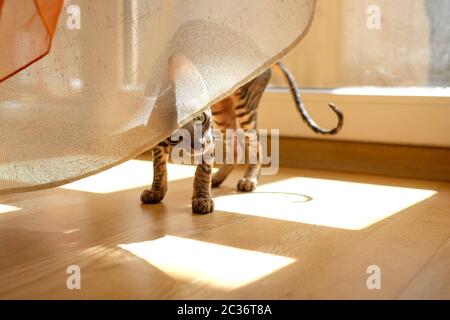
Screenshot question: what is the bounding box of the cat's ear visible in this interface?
[168,54,209,112]
[168,54,198,86]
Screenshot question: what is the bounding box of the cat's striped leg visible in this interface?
[211,130,237,188]
[211,96,237,188]
[235,69,271,192]
[140,142,170,204]
[192,161,214,214]
[236,128,261,192]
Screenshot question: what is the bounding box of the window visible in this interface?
[262,0,450,147]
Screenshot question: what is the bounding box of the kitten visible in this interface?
[141,62,343,214]
[141,109,215,214]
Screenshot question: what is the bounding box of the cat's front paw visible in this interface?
[140,189,166,204]
[237,178,257,192]
[192,197,214,214]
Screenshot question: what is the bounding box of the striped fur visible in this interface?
[141,109,215,214]
[211,62,343,191]
[141,63,344,214]
[211,68,272,191]
[140,142,170,204]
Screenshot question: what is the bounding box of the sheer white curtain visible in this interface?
[0,0,315,192]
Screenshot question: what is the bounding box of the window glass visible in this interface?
[270,0,450,91]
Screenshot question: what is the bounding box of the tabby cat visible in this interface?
[141,62,344,214]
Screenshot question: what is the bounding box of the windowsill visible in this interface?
[269,86,450,97]
[259,88,450,148]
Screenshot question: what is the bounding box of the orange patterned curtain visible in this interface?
[0,0,63,82]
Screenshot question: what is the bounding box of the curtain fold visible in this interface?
[0,0,63,82]
[0,0,315,193]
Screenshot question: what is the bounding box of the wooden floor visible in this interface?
[0,156,449,299]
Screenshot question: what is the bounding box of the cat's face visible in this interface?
[165,108,213,156]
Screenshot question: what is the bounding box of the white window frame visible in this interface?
[259,88,450,148]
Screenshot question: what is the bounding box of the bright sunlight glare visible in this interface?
[213,177,436,230]
[119,235,295,289]
[0,204,21,214]
[60,160,197,193]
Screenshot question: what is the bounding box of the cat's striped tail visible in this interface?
[274,61,344,135]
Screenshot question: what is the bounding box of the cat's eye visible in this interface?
[193,112,206,124]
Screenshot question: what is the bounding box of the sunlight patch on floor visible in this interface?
[0,204,21,214]
[59,160,197,193]
[118,235,295,289]
[63,228,80,234]
[213,177,436,230]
